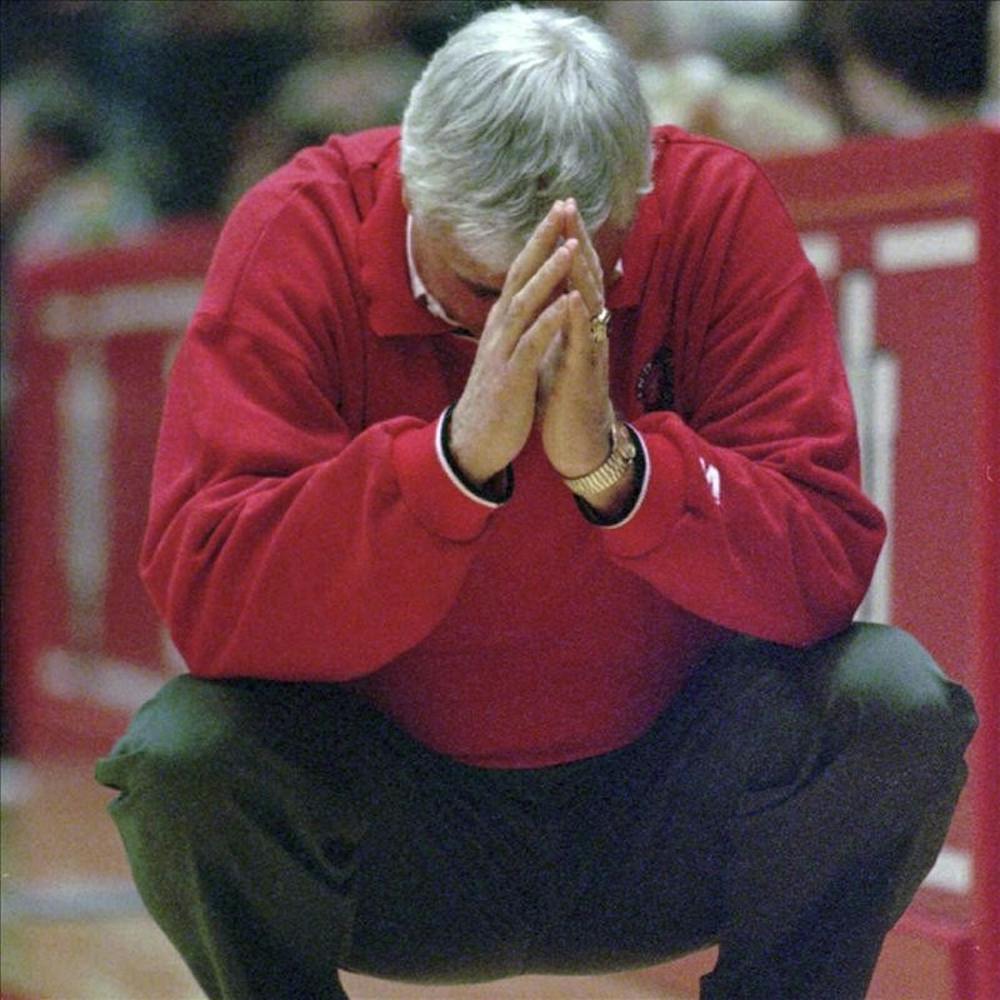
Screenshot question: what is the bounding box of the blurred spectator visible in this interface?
[1,65,156,263]
[784,0,994,137]
[639,52,842,154]
[220,9,425,210]
[616,0,994,157]
[104,0,306,219]
[627,1,842,155]
[312,0,476,57]
[1,58,156,430]
[781,1,862,135]
[220,1,612,210]
[1,1,621,224]
[220,48,425,211]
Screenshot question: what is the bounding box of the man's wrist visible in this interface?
[562,420,637,499]
[440,406,514,504]
[572,424,646,525]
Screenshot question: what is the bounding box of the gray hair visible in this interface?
[400,4,653,271]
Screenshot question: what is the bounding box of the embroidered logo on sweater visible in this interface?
[635,344,674,413]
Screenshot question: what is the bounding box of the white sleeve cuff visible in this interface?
[435,410,507,509]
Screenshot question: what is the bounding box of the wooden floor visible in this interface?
[0,759,708,1000]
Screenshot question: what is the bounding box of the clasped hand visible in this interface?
[449,199,615,492]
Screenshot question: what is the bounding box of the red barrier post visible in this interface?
[764,124,999,1000]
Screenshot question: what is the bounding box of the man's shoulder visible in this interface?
[640,124,779,240]
[218,127,402,254]
[649,124,761,187]
[329,125,402,173]
[251,126,400,210]
[198,128,404,319]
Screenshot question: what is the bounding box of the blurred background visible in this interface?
[1,2,998,999]
[2,0,996,268]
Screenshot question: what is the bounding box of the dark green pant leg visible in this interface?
[96,676,385,1000]
[96,674,544,997]
[95,626,977,999]
[701,624,977,1000]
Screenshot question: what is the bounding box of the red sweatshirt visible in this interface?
[141,125,885,767]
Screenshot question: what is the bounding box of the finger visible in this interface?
[564,289,607,369]
[563,198,603,287]
[501,238,577,352]
[503,200,566,298]
[509,292,569,369]
[564,288,588,356]
[568,241,602,317]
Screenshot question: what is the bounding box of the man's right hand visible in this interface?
[448,201,578,487]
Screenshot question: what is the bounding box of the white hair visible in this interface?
[400,4,653,271]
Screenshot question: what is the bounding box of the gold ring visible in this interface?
[589,306,611,344]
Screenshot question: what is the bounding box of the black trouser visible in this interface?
[96,624,977,1000]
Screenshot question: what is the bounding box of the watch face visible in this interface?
[617,423,637,460]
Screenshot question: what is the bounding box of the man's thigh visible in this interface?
[353,633,826,978]
[98,625,973,988]
[523,638,780,973]
[344,754,550,983]
[98,674,557,984]
[529,623,975,977]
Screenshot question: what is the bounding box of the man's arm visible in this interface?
[547,153,885,646]
[141,185,579,682]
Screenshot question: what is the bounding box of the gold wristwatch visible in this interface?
[563,421,637,498]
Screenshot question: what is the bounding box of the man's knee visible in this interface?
[810,623,977,795]
[96,674,380,851]
[821,624,976,730]
[96,675,268,828]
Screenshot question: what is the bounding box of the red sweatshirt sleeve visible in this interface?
[140,169,497,681]
[601,146,885,646]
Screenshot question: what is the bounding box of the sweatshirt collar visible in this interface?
[405,216,466,328]
[359,161,453,337]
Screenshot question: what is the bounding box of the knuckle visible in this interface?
[546,247,572,272]
[540,251,568,284]
[506,257,528,285]
[506,293,529,323]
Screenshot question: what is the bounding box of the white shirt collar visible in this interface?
[406,215,463,328]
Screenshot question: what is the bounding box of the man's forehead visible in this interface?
[453,259,508,294]
[416,211,627,291]
[426,224,510,288]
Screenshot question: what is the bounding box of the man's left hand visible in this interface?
[538,200,615,479]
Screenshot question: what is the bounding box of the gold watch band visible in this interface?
[562,421,637,498]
